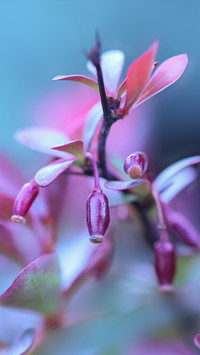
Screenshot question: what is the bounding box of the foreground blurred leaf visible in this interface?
[4,328,36,355]
[14,127,70,158]
[0,253,61,315]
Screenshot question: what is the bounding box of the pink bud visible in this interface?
[154,239,176,291]
[11,180,39,224]
[124,152,148,179]
[86,191,110,243]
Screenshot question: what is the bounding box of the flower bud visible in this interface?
[124,152,148,179]
[11,180,39,224]
[154,239,176,291]
[86,191,110,243]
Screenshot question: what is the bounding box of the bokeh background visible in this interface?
[1,1,200,354]
[1,0,200,170]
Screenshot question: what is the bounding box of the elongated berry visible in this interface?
[11,180,39,224]
[124,152,148,179]
[154,239,176,291]
[86,191,110,243]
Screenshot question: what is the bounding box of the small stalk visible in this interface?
[152,187,167,232]
[85,152,101,192]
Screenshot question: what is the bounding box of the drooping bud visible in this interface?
[86,191,110,243]
[124,152,148,179]
[154,236,176,291]
[11,180,39,224]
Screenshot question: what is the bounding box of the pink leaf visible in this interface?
[14,127,70,158]
[83,102,103,152]
[34,159,76,187]
[0,253,61,315]
[122,41,159,115]
[52,140,84,161]
[104,179,148,191]
[87,50,125,95]
[154,156,200,192]
[136,54,188,106]
[52,75,99,91]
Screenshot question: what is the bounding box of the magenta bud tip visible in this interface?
[90,235,104,244]
[13,181,39,219]
[124,152,148,179]
[159,284,174,292]
[11,215,26,224]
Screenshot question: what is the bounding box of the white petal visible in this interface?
[87,50,125,95]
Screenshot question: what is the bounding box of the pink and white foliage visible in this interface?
[0,253,61,316]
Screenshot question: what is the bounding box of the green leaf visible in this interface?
[0,253,61,315]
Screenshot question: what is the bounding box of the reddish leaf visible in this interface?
[14,127,70,158]
[0,253,61,315]
[34,159,76,187]
[52,140,84,161]
[104,179,148,191]
[122,41,159,115]
[136,54,188,106]
[52,75,99,91]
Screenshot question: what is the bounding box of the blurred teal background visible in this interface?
[1,2,200,354]
[0,0,200,171]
